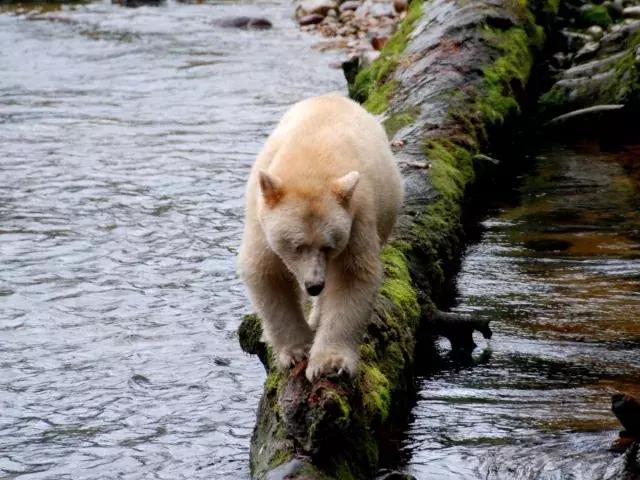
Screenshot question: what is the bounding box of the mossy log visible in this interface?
[238,0,556,477]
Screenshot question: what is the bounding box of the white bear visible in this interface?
[238,94,403,381]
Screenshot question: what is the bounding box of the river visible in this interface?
[0,1,343,478]
[401,141,640,479]
[2,3,640,479]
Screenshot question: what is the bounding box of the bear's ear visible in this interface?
[259,170,283,207]
[332,171,360,206]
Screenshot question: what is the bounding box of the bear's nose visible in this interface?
[305,281,324,296]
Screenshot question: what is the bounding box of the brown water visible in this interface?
[0,2,343,478]
[401,142,640,479]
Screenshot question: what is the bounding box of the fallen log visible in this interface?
[238,0,557,476]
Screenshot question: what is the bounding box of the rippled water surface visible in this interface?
[0,2,343,478]
[402,143,640,479]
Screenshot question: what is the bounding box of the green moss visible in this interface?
[264,371,281,395]
[380,245,421,324]
[334,460,358,480]
[580,4,612,28]
[383,106,421,137]
[350,0,423,110]
[269,449,292,469]
[360,364,391,422]
[476,26,534,125]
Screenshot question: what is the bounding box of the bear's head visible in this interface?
[257,170,359,296]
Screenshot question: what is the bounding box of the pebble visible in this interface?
[393,0,408,13]
[587,24,604,39]
[298,0,337,17]
[574,40,600,62]
[216,16,273,29]
[371,35,389,50]
[339,0,360,11]
[561,30,592,51]
[299,13,325,25]
[623,6,640,18]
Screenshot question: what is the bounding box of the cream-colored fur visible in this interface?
[238,94,404,381]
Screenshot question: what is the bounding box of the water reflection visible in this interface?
[0,1,344,478]
[402,143,640,479]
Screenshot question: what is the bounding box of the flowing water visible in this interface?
[0,2,343,478]
[402,142,640,479]
[3,2,640,478]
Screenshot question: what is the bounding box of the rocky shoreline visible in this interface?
[295,0,409,67]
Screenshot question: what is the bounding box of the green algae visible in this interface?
[580,4,612,28]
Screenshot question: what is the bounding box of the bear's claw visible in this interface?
[305,350,357,382]
[276,344,310,369]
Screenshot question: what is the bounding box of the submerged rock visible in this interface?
[112,0,165,7]
[297,0,337,17]
[215,16,273,29]
[623,6,640,18]
[299,13,325,25]
[339,0,361,12]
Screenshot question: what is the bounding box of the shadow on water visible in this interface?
[391,140,640,479]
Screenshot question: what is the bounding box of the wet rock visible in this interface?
[579,3,613,27]
[623,6,640,18]
[574,40,600,62]
[552,52,573,69]
[339,8,356,21]
[378,471,417,480]
[612,392,640,436]
[523,239,573,252]
[112,0,165,6]
[216,16,273,29]
[587,24,604,40]
[561,29,593,51]
[339,0,361,11]
[299,13,325,25]
[356,0,395,18]
[298,0,337,17]
[393,0,408,13]
[605,0,624,18]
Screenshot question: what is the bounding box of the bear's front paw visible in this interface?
[305,349,358,382]
[276,343,310,369]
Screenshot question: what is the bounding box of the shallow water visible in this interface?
[402,142,640,479]
[0,2,343,478]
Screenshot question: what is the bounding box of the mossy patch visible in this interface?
[383,106,421,138]
[380,245,421,325]
[580,4,612,28]
[349,0,423,111]
[360,364,391,422]
[476,25,536,125]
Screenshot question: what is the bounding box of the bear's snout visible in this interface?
[305,281,325,296]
